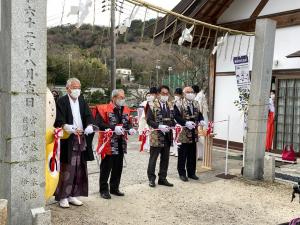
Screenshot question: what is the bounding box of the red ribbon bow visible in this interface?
[174,124,183,144]
[206,121,214,136]
[140,129,151,152]
[51,128,62,172]
[97,129,114,159]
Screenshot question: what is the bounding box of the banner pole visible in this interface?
[225,115,230,176]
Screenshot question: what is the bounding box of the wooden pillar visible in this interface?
[208,54,216,121]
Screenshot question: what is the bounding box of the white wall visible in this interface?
[215,26,300,143]
[260,0,300,16]
[217,0,260,24]
[214,0,300,144]
[214,76,244,143]
[216,35,255,73]
[217,0,300,24]
[216,26,300,73]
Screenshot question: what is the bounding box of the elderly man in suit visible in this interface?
[174,86,205,182]
[54,78,95,208]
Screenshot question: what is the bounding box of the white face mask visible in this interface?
[116,99,126,107]
[70,89,81,99]
[160,95,169,103]
[174,96,181,101]
[186,93,195,101]
[146,95,155,102]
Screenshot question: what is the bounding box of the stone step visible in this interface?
[275,172,300,184]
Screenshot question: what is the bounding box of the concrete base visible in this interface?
[0,200,7,225]
[31,207,51,225]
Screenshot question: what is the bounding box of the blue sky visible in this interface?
[47,0,180,27]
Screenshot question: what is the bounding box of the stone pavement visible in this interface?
[48,137,300,225]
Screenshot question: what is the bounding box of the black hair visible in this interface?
[271,90,276,94]
[158,85,170,93]
[192,85,200,94]
[175,87,183,95]
[149,87,158,94]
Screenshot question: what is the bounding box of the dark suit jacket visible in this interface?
[54,94,95,163]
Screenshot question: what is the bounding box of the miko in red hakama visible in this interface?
[266,97,275,151]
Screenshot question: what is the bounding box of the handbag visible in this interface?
[282,145,296,162]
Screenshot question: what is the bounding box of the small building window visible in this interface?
[275,79,300,152]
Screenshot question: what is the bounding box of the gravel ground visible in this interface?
[49,137,300,225]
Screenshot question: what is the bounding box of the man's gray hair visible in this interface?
[66,78,81,88]
[183,86,192,93]
[111,89,124,98]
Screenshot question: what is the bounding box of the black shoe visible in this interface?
[158,179,173,187]
[100,192,111,199]
[149,180,156,188]
[188,175,199,180]
[110,190,125,196]
[179,176,189,182]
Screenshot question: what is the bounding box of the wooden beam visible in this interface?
[208,54,216,121]
[221,9,300,32]
[250,0,269,18]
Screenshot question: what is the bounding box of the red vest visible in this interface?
[95,102,131,155]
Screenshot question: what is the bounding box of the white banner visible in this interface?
[233,55,250,92]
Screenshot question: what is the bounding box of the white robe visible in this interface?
[138,101,150,151]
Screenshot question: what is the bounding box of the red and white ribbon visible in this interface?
[206,121,214,136]
[96,129,114,159]
[140,129,151,152]
[174,124,183,145]
[51,128,62,172]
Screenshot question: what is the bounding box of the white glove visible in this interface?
[114,126,124,135]
[129,128,137,135]
[158,125,170,133]
[63,124,76,134]
[200,120,207,127]
[185,121,196,130]
[58,129,64,138]
[84,125,94,135]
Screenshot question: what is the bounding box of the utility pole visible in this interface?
[168,67,172,88]
[155,59,160,87]
[68,53,72,79]
[110,0,116,91]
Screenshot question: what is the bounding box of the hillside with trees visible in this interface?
[47,20,210,104]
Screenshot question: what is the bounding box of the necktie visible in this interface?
[188,104,193,115]
[162,104,167,117]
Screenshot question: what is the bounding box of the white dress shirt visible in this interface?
[160,102,167,112]
[68,95,83,130]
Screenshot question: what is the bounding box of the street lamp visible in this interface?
[155,59,160,86]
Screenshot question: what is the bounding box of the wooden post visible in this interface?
[208,54,216,121]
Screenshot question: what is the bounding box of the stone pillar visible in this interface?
[0,199,8,225]
[243,19,277,180]
[31,208,51,225]
[0,0,49,224]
